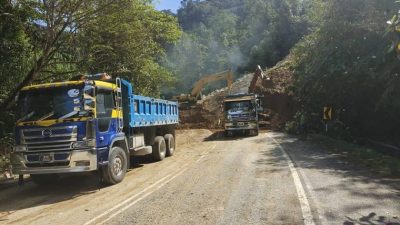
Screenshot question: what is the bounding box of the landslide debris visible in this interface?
[178,58,296,130]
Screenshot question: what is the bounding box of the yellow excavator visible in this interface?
[173,70,234,108]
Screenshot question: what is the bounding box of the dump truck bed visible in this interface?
[121,79,179,128]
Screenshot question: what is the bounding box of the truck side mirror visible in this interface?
[84,85,96,98]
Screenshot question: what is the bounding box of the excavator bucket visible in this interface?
[262,78,273,89]
[249,65,273,93]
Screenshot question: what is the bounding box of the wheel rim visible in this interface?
[113,156,123,177]
[170,138,174,153]
[161,142,166,156]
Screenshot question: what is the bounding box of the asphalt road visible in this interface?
[0,130,399,225]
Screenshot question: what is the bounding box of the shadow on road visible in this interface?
[256,132,400,223]
[272,133,400,192]
[343,212,400,225]
[203,130,267,142]
[0,156,157,218]
[0,173,101,220]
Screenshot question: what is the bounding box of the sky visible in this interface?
[154,0,181,13]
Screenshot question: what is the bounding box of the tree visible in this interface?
[0,0,32,102]
[0,0,118,112]
[79,0,181,96]
[0,0,182,110]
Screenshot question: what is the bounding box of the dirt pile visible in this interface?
[177,74,253,129]
[178,58,296,130]
[257,59,296,130]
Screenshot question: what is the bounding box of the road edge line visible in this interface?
[267,133,316,225]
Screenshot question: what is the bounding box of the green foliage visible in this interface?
[167,0,311,95]
[0,0,180,104]
[290,0,400,140]
[79,0,181,96]
[285,111,308,135]
[0,0,33,101]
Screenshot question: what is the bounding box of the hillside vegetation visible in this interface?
[289,0,400,142]
[165,0,311,95]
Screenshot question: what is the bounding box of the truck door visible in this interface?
[96,89,117,148]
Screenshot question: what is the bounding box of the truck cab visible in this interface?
[224,94,261,136]
[11,75,178,185]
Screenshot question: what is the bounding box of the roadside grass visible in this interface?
[311,134,400,178]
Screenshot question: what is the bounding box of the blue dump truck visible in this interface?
[11,74,178,185]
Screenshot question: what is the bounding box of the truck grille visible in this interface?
[21,126,77,152]
[231,113,250,121]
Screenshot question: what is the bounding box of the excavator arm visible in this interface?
[172,69,234,109]
[190,70,233,99]
[249,65,271,93]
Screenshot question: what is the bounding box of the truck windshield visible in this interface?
[225,101,253,112]
[17,86,85,122]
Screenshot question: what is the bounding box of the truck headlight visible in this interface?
[226,115,232,120]
[13,145,27,153]
[71,141,89,149]
[71,140,95,149]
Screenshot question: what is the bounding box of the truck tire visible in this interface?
[254,129,259,136]
[30,174,60,185]
[152,136,166,161]
[164,134,175,157]
[102,146,127,185]
[250,129,259,136]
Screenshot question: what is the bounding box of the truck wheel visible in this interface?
[102,146,127,185]
[152,136,166,161]
[30,174,60,185]
[254,129,259,136]
[164,134,175,157]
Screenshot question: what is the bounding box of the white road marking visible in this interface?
[196,144,217,162]
[97,167,190,225]
[83,164,189,225]
[298,167,328,225]
[267,133,316,225]
[84,144,217,225]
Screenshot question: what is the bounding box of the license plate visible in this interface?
[238,122,245,126]
[41,154,52,162]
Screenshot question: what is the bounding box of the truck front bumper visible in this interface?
[224,121,258,131]
[11,149,98,175]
